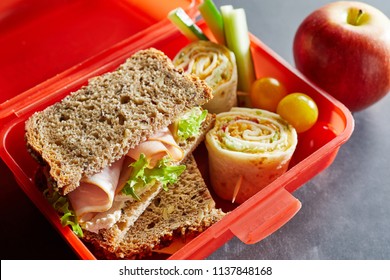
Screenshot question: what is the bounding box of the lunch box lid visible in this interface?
[0,0,198,123]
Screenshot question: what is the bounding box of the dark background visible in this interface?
[1,0,389,260]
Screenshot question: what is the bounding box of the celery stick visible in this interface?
[220,5,234,46]
[168,8,209,41]
[221,6,255,95]
[198,0,225,44]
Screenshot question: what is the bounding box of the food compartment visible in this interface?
[0,20,353,260]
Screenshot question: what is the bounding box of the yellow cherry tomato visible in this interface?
[276,93,319,133]
[250,77,287,112]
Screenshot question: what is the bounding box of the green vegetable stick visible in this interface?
[198,0,225,44]
[221,6,256,95]
[220,5,233,45]
[168,7,209,41]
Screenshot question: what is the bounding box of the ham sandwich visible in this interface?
[25,48,222,257]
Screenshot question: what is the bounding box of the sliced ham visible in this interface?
[116,156,136,196]
[126,127,184,167]
[68,157,125,222]
[126,140,168,168]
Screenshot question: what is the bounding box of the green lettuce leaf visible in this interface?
[44,189,83,237]
[176,107,208,141]
[121,154,186,199]
[145,157,186,191]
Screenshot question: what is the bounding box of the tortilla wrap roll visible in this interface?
[173,40,237,113]
[205,107,298,204]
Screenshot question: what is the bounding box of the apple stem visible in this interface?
[347,8,365,26]
[356,9,364,25]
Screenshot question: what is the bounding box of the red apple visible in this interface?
[293,1,390,112]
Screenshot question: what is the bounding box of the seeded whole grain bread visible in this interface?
[25,48,213,195]
[86,155,225,260]
[82,114,216,254]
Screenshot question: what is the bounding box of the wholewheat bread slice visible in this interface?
[25,48,212,195]
[82,113,216,254]
[86,154,225,260]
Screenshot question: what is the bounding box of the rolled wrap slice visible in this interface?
[173,41,237,114]
[205,107,298,204]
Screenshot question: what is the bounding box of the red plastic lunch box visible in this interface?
[0,0,354,260]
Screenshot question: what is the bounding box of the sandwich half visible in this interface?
[25,48,215,246]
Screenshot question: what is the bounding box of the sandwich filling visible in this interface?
[49,107,208,234]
